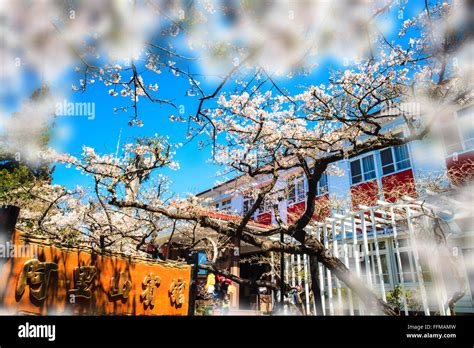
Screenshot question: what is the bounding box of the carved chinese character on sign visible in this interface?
[68,266,97,299]
[140,273,160,307]
[16,259,58,301]
[109,272,132,299]
[169,277,186,307]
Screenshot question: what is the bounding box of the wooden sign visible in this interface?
[0,231,191,315]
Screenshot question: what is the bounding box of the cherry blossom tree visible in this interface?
[2,1,473,315]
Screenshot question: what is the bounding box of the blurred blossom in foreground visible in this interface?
[0,0,473,164]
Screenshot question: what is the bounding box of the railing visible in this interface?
[280,201,463,316]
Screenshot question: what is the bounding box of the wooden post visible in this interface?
[230,237,240,309]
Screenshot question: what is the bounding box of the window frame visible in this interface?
[219,199,232,212]
[287,174,306,205]
[461,248,474,304]
[350,154,377,186]
[457,106,474,152]
[316,172,329,196]
[379,143,412,177]
[442,106,474,157]
[256,197,273,215]
[391,238,431,285]
[242,196,255,215]
[358,240,393,286]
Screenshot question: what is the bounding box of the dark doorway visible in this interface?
[238,254,270,310]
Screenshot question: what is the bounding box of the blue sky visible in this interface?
[5,3,423,197]
[49,64,323,196]
[50,66,224,196]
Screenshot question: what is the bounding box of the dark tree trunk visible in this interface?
[0,205,20,242]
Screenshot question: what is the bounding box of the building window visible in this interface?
[393,239,431,284]
[219,199,232,212]
[458,106,474,150]
[309,168,328,196]
[317,172,328,195]
[461,248,474,303]
[257,197,273,215]
[288,175,306,204]
[398,250,415,283]
[242,196,254,215]
[442,121,463,154]
[380,143,411,176]
[359,241,392,285]
[350,155,376,185]
[441,105,474,155]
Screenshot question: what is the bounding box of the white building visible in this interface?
[197,104,474,315]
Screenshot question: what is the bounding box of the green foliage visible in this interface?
[195,301,214,316]
[0,86,53,201]
[0,149,52,203]
[386,285,422,315]
[0,165,31,194]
